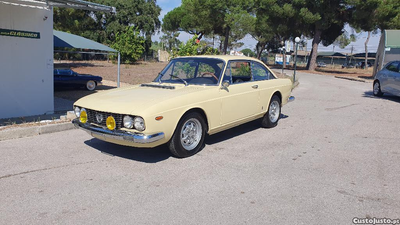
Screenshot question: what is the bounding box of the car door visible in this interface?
[382,61,400,94]
[251,61,280,112]
[219,60,259,125]
[392,62,400,96]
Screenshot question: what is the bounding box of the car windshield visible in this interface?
[155,58,225,86]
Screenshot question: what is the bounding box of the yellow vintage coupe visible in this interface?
[73,55,294,158]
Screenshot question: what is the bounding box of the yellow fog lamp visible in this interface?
[79,108,88,123]
[106,116,116,130]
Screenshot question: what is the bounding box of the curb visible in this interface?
[335,76,372,83]
[0,122,76,141]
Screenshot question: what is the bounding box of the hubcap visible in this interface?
[180,118,202,151]
[373,82,380,95]
[87,81,95,90]
[269,101,280,123]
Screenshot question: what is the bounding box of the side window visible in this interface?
[230,61,251,84]
[252,62,271,81]
[386,62,400,72]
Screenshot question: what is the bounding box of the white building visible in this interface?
[0,0,114,119]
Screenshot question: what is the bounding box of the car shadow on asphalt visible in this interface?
[363,91,400,103]
[84,139,171,163]
[83,114,289,161]
[205,114,289,145]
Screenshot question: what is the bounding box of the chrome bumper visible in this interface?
[72,119,164,144]
[288,96,295,103]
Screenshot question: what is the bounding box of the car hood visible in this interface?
[74,82,211,115]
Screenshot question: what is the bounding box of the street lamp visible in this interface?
[281,46,286,75]
[294,37,300,85]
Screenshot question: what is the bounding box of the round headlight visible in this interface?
[79,108,87,123]
[123,116,134,129]
[134,117,145,131]
[74,107,81,117]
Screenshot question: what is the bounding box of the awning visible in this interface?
[54,30,117,52]
[54,30,121,88]
[0,0,115,13]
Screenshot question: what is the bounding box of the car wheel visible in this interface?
[373,81,383,97]
[86,80,96,91]
[169,112,206,158]
[262,95,281,128]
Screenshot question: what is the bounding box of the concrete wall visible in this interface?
[0,4,54,119]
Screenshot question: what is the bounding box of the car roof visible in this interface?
[175,55,266,64]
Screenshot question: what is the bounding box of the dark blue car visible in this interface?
[54,69,102,91]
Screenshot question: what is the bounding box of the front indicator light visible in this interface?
[106,116,116,130]
[79,108,87,123]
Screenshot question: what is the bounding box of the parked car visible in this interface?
[356,61,372,69]
[317,62,327,67]
[342,63,355,68]
[373,60,400,97]
[72,55,295,158]
[54,69,102,91]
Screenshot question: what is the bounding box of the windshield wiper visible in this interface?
[170,74,188,86]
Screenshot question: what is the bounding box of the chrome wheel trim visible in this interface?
[180,118,202,151]
[373,82,380,95]
[87,80,96,91]
[269,101,280,123]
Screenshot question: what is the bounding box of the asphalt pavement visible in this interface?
[1,72,400,224]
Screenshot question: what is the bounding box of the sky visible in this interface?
[153,1,380,54]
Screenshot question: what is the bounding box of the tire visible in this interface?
[262,95,281,128]
[168,112,206,158]
[86,80,96,91]
[373,81,383,97]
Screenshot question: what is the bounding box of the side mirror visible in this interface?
[221,80,230,91]
[222,80,230,88]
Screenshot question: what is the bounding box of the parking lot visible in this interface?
[1,72,400,224]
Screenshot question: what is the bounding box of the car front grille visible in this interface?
[86,108,123,129]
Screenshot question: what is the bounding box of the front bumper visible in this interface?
[72,118,164,144]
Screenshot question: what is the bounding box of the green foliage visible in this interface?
[232,63,251,76]
[241,48,256,57]
[172,36,200,57]
[172,35,219,58]
[163,0,255,54]
[111,27,145,64]
[333,32,357,49]
[53,0,161,55]
[349,0,400,31]
[160,31,181,51]
[255,0,351,70]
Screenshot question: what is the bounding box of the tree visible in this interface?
[172,35,219,57]
[254,0,308,64]
[333,32,357,49]
[111,26,145,63]
[349,0,400,70]
[160,31,181,51]
[54,0,161,55]
[292,0,351,71]
[162,0,254,54]
[241,48,256,57]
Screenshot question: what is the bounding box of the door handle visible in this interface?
[252,85,258,89]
